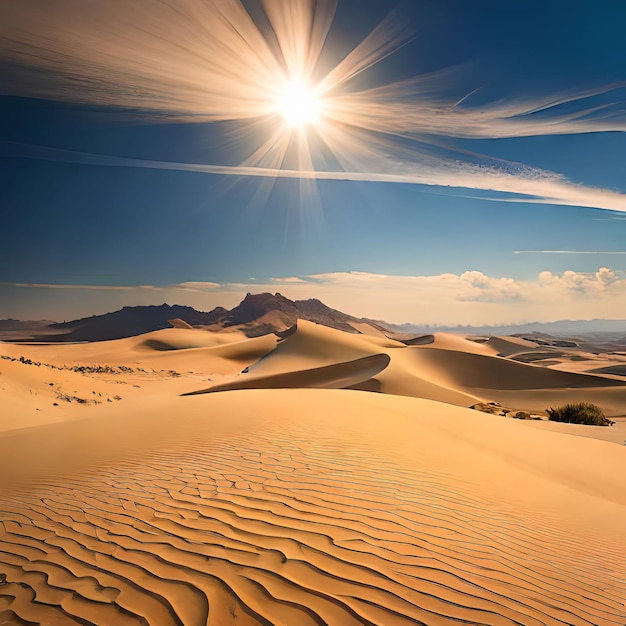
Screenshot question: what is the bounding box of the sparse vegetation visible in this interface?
[546,402,614,426]
[56,392,99,405]
[0,354,179,376]
[470,402,543,420]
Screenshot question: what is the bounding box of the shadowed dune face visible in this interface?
[404,347,626,391]
[140,338,189,351]
[390,333,435,346]
[0,390,625,625]
[588,364,626,377]
[184,353,391,394]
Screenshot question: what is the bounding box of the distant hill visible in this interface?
[45,304,226,342]
[3,296,626,344]
[13,293,386,342]
[0,319,55,330]
[0,318,60,341]
[212,292,371,335]
[386,319,626,337]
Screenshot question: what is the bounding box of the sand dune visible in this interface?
[404,345,626,390]
[485,335,544,357]
[235,321,479,406]
[1,329,276,376]
[2,322,626,623]
[239,321,626,415]
[1,390,625,625]
[0,329,277,432]
[3,320,626,424]
[428,332,496,355]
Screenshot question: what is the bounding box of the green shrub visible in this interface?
[546,402,613,426]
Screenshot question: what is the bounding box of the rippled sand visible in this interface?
[1,325,625,624]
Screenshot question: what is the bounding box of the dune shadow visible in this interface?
[183,353,390,395]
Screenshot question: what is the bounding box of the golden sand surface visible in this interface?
[1,324,625,624]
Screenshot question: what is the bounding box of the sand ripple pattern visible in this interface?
[1,428,624,625]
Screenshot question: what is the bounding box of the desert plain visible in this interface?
[1,320,625,625]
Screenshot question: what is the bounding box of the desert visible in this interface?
[1,302,625,625]
[3,0,626,623]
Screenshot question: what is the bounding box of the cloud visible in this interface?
[3,268,626,324]
[537,267,625,293]
[2,2,624,137]
[352,80,626,139]
[6,141,626,212]
[257,268,626,324]
[2,1,625,213]
[514,250,626,255]
[176,281,221,291]
[271,276,308,283]
[457,271,523,302]
[0,282,161,291]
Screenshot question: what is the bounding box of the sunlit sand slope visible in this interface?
[231,321,626,414]
[1,328,276,376]
[0,329,277,432]
[4,323,626,426]
[1,390,624,625]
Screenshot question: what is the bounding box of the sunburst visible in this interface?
[0,1,412,179]
[3,1,625,213]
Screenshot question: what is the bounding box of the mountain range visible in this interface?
[3,293,386,342]
[1,292,625,344]
[386,319,626,336]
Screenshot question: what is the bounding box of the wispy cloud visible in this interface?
[271,276,308,283]
[7,141,626,213]
[2,1,625,213]
[176,281,221,290]
[0,282,158,291]
[514,250,626,255]
[1,281,219,292]
[2,2,624,136]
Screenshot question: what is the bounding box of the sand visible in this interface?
[1,323,625,624]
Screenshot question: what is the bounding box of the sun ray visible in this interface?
[1,0,625,213]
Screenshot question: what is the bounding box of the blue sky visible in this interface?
[1,0,625,324]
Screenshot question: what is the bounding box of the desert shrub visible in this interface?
[546,402,613,426]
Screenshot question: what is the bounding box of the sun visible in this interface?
[276,80,321,128]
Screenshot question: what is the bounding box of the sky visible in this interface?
[1,0,626,325]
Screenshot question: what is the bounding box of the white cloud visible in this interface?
[271,276,308,283]
[0,282,160,291]
[9,142,626,213]
[514,250,626,255]
[3,268,626,325]
[176,281,221,291]
[253,268,626,324]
